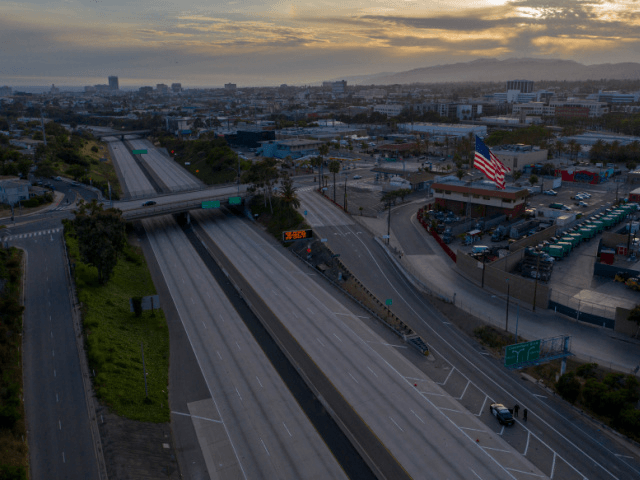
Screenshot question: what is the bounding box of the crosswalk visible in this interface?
[3,228,63,241]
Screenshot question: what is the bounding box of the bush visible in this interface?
[576,363,598,378]
[0,465,27,480]
[91,145,99,153]
[556,372,581,404]
[131,296,142,317]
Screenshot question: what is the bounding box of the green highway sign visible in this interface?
[505,340,541,368]
[385,299,392,306]
[229,196,242,206]
[202,200,220,209]
[132,149,147,154]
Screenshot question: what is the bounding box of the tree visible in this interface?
[278,175,300,221]
[456,169,466,180]
[529,174,539,186]
[329,160,341,203]
[318,144,329,188]
[17,159,32,179]
[67,164,87,180]
[71,200,126,284]
[556,372,581,404]
[513,170,523,181]
[555,140,565,158]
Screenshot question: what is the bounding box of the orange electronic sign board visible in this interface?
[282,229,313,242]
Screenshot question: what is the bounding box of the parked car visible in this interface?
[142,200,157,207]
[543,190,557,196]
[578,201,589,207]
[489,403,515,426]
[353,175,362,179]
[578,192,591,198]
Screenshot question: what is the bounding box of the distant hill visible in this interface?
[338,58,640,85]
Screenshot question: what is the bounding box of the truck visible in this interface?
[549,203,572,211]
[491,225,508,242]
[556,241,572,255]
[543,244,565,260]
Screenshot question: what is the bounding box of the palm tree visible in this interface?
[329,160,341,202]
[318,144,329,189]
[567,139,579,161]
[279,176,300,222]
[555,140,565,159]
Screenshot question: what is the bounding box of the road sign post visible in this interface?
[229,196,242,206]
[132,149,147,155]
[202,200,221,209]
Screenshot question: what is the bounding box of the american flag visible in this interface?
[474,136,510,189]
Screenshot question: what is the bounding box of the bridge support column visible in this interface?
[176,212,191,226]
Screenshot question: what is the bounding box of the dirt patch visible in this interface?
[96,405,179,480]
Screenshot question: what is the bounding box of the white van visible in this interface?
[472,245,489,254]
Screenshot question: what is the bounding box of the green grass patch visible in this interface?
[473,325,514,352]
[65,232,169,422]
[0,247,28,478]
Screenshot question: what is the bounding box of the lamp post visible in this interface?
[387,199,392,245]
[505,278,510,333]
[481,252,486,288]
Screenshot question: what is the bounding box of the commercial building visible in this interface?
[550,100,609,118]
[156,84,169,94]
[108,76,119,90]
[0,179,30,205]
[259,139,325,159]
[171,83,182,93]
[373,104,404,116]
[224,83,237,91]
[491,144,548,172]
[558,166,614,184]
[431,177,528,219]
[226,129,276,149]
[0,86,11,97]
[506,80,534,93]
[398,122,487,140]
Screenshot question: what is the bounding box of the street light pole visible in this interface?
[387,200,391,245]
[481,253,486,288]
[505,278,510,333]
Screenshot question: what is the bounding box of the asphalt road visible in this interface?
[297,190,640,480]
[192,208,544,479]
[107,140,156,198]
[142,214,348,480]
[15,229,100,480]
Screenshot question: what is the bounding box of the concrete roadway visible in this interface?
[193,208,545,480]
[142,214,348,480]
[128,139,203,191]
[15,229,101,480]
[107,140,156,198]
[297,189,640,480]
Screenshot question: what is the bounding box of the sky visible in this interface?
[2,0,640,87]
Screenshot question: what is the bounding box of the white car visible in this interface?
[579,192,591,198]
[353,175,362,179]
[578,201,589,207]
[543,190,557,196]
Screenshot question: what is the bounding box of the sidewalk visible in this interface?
[353,211,640,374]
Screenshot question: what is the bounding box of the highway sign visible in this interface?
[304,210,308,215]
[282,229,313,242]
[228,196,242,205]
[132,149,147,154]
[505,340,541,368]
[382,235,390,239]
[385,299,392,306]
[202,200,220,209]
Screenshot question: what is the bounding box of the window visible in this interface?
[483,196,490,200]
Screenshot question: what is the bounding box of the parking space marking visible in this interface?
[458,379,471,399]
[437,366,455,386]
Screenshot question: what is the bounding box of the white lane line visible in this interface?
[54,369,56,377]
[389,416,404,432]
[261,438,270,456]
[420,391,446,396]
[410,409,425,424]
[235,387,242,402]
[235,341,241,351]
[439,407,465,413]
[499,426,505,436]
[458,379,471,400]
[524,432,531,455]
[533,394,547,399]
[348,372,359,384]
[615,454,634,459]
[217,351,222,360]
[438,367,455,386]
[505,467,546,477]
[282,422,292,437]
[52,349,54,357]
[171,411,223,423]
[333,312,369,318]
[469,468,484,479]
[478,396,489,416]
[482,446,511,453]
[202,321,206,329]
[316,337,326,347]
[550,453,557,478]
[56,393,59,403]
[480,352,491,356]
[59,420,62,430]
[307,307,315,314]
[333,333,343,343]
[256,376,263,388]
[62,452,65,463]
[459,427,486,433]
[50,331,53,338]
[367,366,378,377]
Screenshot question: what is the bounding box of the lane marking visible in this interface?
[62,452,65,463]
[54,369,56,377]
[460,427,486,433]
[438,367,455,386]
[261,438,270,456]
[235,387,242,402]
[316,337,326,347]
[533,394,547,399]
[59,420,61,430]
[615,454,634,459]
[439,407,465,413]
[550,452,557,478]
[524,432,531,456]
[482,446,511,453]
[505,467,546,477]
[348,372,359,384]
[171,411,223,423]
[235,341,241,351]
[283,422,292,437]
[458,379,471,400]
[256,376,263,388]
[333,333,343,343]
[367,367,378,377]
[478,396,489,416]
[410,409,425,424]
[389,416,404,432]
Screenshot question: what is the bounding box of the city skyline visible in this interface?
[2,0,640,87]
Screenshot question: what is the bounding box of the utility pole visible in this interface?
[481,252,486,288]
[505,278,510,333]
[387,200,392,245]
[532,254,540,312]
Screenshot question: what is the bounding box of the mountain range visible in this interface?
[337,58,640,85]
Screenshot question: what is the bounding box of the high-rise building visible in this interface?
[506,80,533,93]
[108,76,119,90]
[171,83,182,93]
[0,86,13,97]
[156,84,169,94]
[224,83,237,91]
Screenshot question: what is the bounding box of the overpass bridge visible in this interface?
[94,130,152,141]
[114,184,250,221]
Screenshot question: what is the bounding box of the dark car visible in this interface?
[490,403,515,426]
[142,200,157,207]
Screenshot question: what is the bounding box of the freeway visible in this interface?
[128,139,203,191]
[142,214,348,480]
[192,208,545,479]
[15,228,103,480]
[297,188,640,480]
[107,140,156,198]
